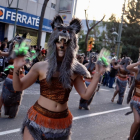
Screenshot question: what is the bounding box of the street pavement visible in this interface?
[0,83,133,140]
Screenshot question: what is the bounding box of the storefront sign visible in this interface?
[0,6,52,32]
[62,15,67,20]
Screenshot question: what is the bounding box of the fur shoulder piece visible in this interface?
[72,59,91,78]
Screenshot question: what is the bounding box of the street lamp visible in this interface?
[111,31,118,44]
[111,31,118,56]
[116,0,126,59]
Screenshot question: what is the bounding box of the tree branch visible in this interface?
[37,0,49,49]
[89,15,106,32]
[85,10,89,30]
[8,0,13,7]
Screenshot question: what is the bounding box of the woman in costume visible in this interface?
[111,57,131,104]
[79,52,98,110]
[1,65,24,118]
[126,59,140,140]
[13,15,106,140]
[0,34,26,118]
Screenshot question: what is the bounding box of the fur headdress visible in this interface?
[120,57,132,73]
[46,15,91,89]
[87,52,97,73]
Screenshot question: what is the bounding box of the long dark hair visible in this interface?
[0,43,7,51]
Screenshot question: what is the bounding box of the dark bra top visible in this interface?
[135,79,140,89]
[119,68,127,75]
[40,77,74,104]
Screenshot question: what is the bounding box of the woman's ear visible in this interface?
[51,15,64,30]
[69,18,82,34]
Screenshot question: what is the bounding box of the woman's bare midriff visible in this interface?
[37,95,68,112]
[135,88,140,94]
[37,63,77,112]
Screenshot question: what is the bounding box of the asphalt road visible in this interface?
[0,83,133,140]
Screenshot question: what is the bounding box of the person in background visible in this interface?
[83,56,89,65]
[3,43,9,68]
[77,54,84,64]
[111,57,131,104]
[108,57,118,88]
[102,70,109,87]
[0,43,6,73]
[3,37,8,43]
[126,59,140,140]
[39,49,47,61]
[79,52,98,110]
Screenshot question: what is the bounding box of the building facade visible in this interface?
[0,0,77,48]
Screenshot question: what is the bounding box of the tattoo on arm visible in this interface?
[15,70,20,76]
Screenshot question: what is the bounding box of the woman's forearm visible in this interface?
[127,62,139,70]
[13,68,22,91]
[84,72,101,100]
[0,52,9,57]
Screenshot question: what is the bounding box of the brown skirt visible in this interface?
[22,101,73,140]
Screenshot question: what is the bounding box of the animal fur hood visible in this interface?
[46,15,91,89]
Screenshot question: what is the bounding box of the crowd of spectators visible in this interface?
[76,52,118,89]
[0,37,119,87]
[0,37,47,82]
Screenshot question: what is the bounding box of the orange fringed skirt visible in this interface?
[22,101,73,140]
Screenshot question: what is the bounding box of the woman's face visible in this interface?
[56,39,67,58]
[9,68,14,75]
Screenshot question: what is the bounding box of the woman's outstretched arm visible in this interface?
[74,64,105,100]
[0,50,9,57]
[126,62,140,73]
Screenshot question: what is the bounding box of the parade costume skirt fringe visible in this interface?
[22,102,73,140]
[130,96,140,115]
[116,77,127,94]
[116,77,127,104]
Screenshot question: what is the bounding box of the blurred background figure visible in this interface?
[77,54,84,64]
[108,57,118,88]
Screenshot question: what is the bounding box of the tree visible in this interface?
[78,30,86,53]
[7,0,14,7]
[84,10,105,55]
[101,14,119,53]
[88,20,101,39]
[37,0,49,49]
[121,0,140,62]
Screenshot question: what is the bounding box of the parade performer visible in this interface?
[108,57,118,88]
[126,59,140,140]
[79,52,98,110]
[13,15,106,140]
[1,65,24,118]
[111,57,131,104]
[0,34,27,118]
[126,60,140,140]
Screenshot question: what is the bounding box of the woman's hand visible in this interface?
[13,57,26,69]
[95,63,106,75]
